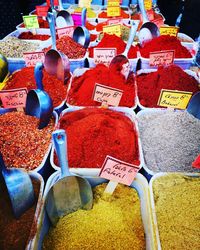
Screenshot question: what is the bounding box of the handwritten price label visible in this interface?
[144,0,152,10]
[23,52,45,67]
[71,13,82,26]
[107,17,123,25]
[0,88,28,109]
[36,6,49,17]
[99,156,140,185]
[57,26,74,39]
[107,0,120,6]
[92,83,123,106]
[94,48,116,66]
[46,0,59,6]
[160,26,179,37]
[157,89,193,109]
[107,6,121,17]
[149,50,175,66]
[103,24,121,37]
[23,15,39,29]
[79,0,91,8]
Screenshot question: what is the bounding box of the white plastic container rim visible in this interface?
[136,68,200,110]
[149,172,200,250]
[43,171,157,250]
[50,106,143,175]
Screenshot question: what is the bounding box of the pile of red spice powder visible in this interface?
[98,9,129,19]
[44,35,86,59]
[5,67,68,107]
[140,35,192,58]
[88,34,137,58]
[55,108,140,168]
[18,32,50,41]
[67,64,136,107]
[137,64,199,108]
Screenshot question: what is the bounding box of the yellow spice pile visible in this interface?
[153,174,200,250]
[43,183,145,250]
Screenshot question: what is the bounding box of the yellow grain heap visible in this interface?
[153,174,200,250]
[43,183,145,250]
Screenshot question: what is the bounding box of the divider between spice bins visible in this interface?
[136,108,200,176]
[148,172,200,250]
[32,172,157,250]
[50,106,144,175]
[136,68,200,110]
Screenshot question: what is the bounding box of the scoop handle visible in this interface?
[123,22,139,57]
[81,8,87,27]
[47,12,57,50]
[34,63,44,90]
[58,0,64,10]
[52,129,71,177]
[138,0,149,23]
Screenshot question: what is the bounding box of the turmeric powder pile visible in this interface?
[43,183,145,250]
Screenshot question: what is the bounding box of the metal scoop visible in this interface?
[45,129,93,226]
[56,0,74,28]
[45,12,70,83]
[109,21,139,79]
[0,153,34,218]
[187,91,200,119]
[25,63,53,129]
[138,0,159,45]
[73,8,90,48]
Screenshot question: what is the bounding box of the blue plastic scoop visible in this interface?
[187,91,200,119]
[0,153,34,218]
[25,62,53,129]
[45,129,93,226]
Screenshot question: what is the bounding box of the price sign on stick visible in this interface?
[0,88,28,109]
[99,156,140,194]
[107,0,120,6]
[79,0,91,8]
[103,24,121,37]
[107,6,121,17]
[57,26,74,39]
[36,6,49,17]
[94,48,116,66]
[23,15,39,29]
[23,52,45,67]
[144,0,152,10]
[93,83,123,106]
[160,26,179,37]
[149,50,175,66]
[157,89,193,109]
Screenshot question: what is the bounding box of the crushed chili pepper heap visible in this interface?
[140,35,192,58]
[98,9,129,19]
[44,35,86,59]
[67,64,136,107]
[88,34,137,58]
[137,65,199,108]
[56,108,140,168]
[18,32,50,41]
[5,67,68,107]
[0,111,54,170]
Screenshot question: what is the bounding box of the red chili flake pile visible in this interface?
[137,64,199,108]
[18,32,50,41]
[5,67,68,107]
[67,64,136,107]
[56,108,140,168]
[0,111,54,170]
[86,21,96,30]
[140,35,192,58]
[88,34,137,58]
[98,9,129,19]
[44,35,86,59]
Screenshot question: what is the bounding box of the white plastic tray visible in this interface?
[34,172,157,250]
[50,106,143,174]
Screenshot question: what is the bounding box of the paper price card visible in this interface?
[94,48,116,66]
[23,52,45,67]
[36,6,49,17]
[144,0,152,10]
[57,26,74,39]
[0,88,28,109]
[149,50,175,66]
[46,0,59,6]
[92,83,123,106]
[79,0,91,8]
[107,0,120,7]
[99,156,140,186]
[107,18,123,25]
[160,26,179,37]
[103,24,121,37]
[107,6,121,17]
[157,89,193,109]
[23,15,39,29]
